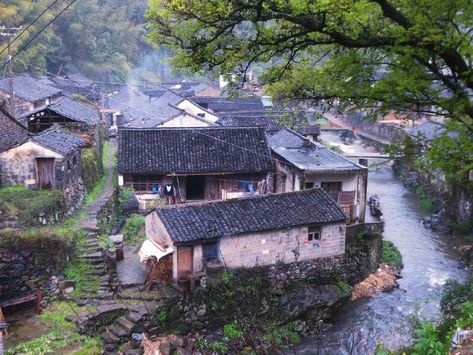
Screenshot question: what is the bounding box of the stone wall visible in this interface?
[0,233,72,302]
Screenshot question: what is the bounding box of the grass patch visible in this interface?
[6,301,98,355]
[419,196,433,212]
[122,213,146,244]
[0,185,64,227]
[380,240,403,267]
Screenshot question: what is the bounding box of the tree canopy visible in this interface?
[0,0,149,81]
[147,0,473,130]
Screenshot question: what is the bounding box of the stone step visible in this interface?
[101,331,121,344]
[117,316,136,333]
[126,312,143,324]
[109,324,129,338]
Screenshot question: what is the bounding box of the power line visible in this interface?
[0,0,62,56]
[0,0,79,73]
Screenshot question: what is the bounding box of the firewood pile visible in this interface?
[145,255,173,291]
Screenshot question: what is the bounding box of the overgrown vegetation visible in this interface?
[380,241,403,267]
[122,213,146,244]
[84,141,109,204]
[81,147,101,193]
[6,302,100,355]
[406,278,473,354]
[155,268,305,353]
[0,185,64,227]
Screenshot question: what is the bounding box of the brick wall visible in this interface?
[195,223,346,270]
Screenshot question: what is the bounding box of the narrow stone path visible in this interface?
[74,139,117,232]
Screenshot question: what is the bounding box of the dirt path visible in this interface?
[74,139,117,232]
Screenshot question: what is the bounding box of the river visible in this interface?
[296,131,468,354]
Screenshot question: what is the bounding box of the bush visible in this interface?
[380,240,403,267]
[122,213,146,244]
[81,148,100,193]
[411,322,447,355]
[0,185,64,227]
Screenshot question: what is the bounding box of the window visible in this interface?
[67,160,72,171]
[197,113,205,118]
[203,242,219,263]
[308,226,321,246]
[278,175,286,193]
[305,182,314,189]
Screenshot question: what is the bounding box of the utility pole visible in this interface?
[0,26,22,112]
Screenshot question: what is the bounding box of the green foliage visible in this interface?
[0,0,149,81]
[440,279,473,323]
[84,141,109,204]
[0,185,64,227]
[71,337,102,355]
[419,197,434,213]
[5,328,85,355]
[380,240,403,267]
[208,341,229,354]
[263,321,301,348]
[411,322,448,355]
[223,321,244,340]
[122,213,146,245]
[64,257,99,295]
[337,280,353,296]
[148,0,473,130]
[155,307,168,325]
[81,148,100,193]
[39,301,79,331]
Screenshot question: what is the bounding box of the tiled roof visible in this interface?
[156,188,347,244]
[0,107,28,153]
[32,128,85,155]
[0,75,62,102]
[273,145,363,173]
[267,127,309,148]
[22,96,100,126]
[218,110,321,136]
[118,127,274,175]
[190,96,264,112]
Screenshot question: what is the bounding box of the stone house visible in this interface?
[143,188,347,282]
[268,128,368,223]
[0,124,86,210]
[0,75,63,116]
[117,127,274,206]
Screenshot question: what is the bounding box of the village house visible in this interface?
[111,89,220,129]
[218,110,321,141]
[268,127,368,223]
[0,108,85,209]
[143,188,347,283]
[0,75,63,116]
[19,96,102,147]
[117,127,274,207]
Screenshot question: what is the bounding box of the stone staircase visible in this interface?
[76,233,119,303]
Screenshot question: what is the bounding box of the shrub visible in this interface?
[122,213,146,244]
[411,322,447,355]
[380,240,403,267]
[208,341,229,354]
[81,148,100,193]
[224,321,244,340]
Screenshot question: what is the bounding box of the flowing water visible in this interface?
[295,131,467,354]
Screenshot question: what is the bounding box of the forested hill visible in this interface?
[0,0,150,82]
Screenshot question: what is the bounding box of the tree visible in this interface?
[147,0,473,130]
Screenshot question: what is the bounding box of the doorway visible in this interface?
[186,176,206,200]
[177,246,193,276]
[36,158,56,189]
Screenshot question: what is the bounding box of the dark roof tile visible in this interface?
[32,128,85,155]
[118,127,273,174]
[156,188,347,243]
[0,75,62,102]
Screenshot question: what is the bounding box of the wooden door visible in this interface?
[177,246,193,276]
[36,158,55,189]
